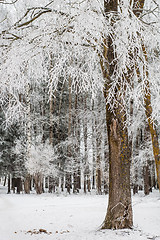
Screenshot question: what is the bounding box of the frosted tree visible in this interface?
[101,0,160,229]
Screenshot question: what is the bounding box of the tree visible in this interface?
[101,0,160,229]
[101,0,133,229]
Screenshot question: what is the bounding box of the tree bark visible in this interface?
[48,176,55,193]
[96,119,102,195]
[16,178,22,194]
[143,165,149,195]
[102,110,133,229]
[34,173,43,194]
[24,175,31,194]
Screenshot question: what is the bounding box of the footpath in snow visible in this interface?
[0,185,160,240]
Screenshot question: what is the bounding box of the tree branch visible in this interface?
[16,9,52,28]
[0,0,18,4]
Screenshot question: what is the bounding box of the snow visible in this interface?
[0,185,160,240]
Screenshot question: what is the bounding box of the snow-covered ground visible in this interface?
[0,185,160,240]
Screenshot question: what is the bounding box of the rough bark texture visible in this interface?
[102,111,133,229]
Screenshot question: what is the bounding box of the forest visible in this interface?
[0,0,160,239]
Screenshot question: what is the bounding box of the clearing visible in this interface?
[0,185,160,240]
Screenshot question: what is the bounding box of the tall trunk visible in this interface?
[41,87,46,143]
[16,178,22,194]
[132,0,160,189]
[34,173,43,194]
[102,109,133,229]
[66,76,72,194]
[96,119,102,195]
[83,95,89,193]
[49,94,54,145]
[103,124,109,194]
[26,83,31,160]
[144,84,160,191]
[49,54,54,145]
[24,175,31,194]
[25,83,31,194]
[102,0,133,229]
[143,124,152,194]
[143,165,149,195]
[3,175,7,186]
[7,175,10,194]
[48,177,55,193]
[135,49,160,190]
[48,93,55,193]
[76,95,81,191]
[45,177,49,189]
[73,94,81,193]
[92,100,96,190]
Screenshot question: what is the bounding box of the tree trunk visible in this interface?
[92,101,96,190]
[73,94,81,193]
[87,176,91,192]
[102,0,133,229]
[49,95,54,145]
[143,165,149,195]
[66,76,72,194]
[3,175,7,186]
[16,178,22,194]
[104,126,109,194]
[25,83,31,194]
[7,175,10,194]
[61,176,64,192]
[65,173,71,194]
[102,115,133,229]
[34,173,43,194]
[133,0,160,190]
[133,184,138,195]
[135,56,160,190]
[96,119,102,195]
[49,176,55,193]
[45,177,49,189]
[83,95,89,193]
[24,175,31,194]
